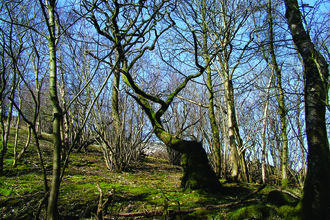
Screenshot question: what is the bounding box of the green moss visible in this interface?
[277,205,300,219]
[182,209,211,219]
[4,158,14,165]
[228,205,276,220]
[0,179,13,196]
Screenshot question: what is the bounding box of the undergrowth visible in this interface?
[0,127,301,219]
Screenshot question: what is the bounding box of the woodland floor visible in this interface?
[0,127,301,219]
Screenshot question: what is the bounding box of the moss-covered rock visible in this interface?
[266,190,298,207]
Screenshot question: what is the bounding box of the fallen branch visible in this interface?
[34,191,49,220]
[108,184,267,218]
[275,189,300,200]
[96,183,113,220]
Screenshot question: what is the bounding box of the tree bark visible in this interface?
[111,53,121,172]
[267,0,289,188]
[14,126,31,166]
[207,68,221,178]
[225,79,240,182]
[296,99,306,179]
[261,75,273,184]
[0,99,5,176]
[202,14,221,178]
[284,0,330,218]
[155,127,222,191]
[42,0,63,219]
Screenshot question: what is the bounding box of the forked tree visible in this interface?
[85,0,221,191]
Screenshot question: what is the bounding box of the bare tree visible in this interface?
[84,0,221,191]
[254,0,290,188]
[207,0,255,182]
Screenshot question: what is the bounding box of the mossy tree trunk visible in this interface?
[284,0,330,218]
[267,0,289,188]
[179,140,221,190]
[150,114,222,191]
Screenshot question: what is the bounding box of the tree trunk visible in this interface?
[156,127,221,191]
[111,61,121,172]
[44,0,63,219]
[0,49,5,176]
[296,100,306,179]
[0,101,5,176]
[261,75,273,184]
[181,140,221,191]
[59,52,69,161]
[239,150,250,183]
[201,2,221,178]
[225,79,240,182]
[284,0,330,218]
[13,113,20,166]
[0,66,17,175]
[13,82,21,166]
[266,0,289,188]
[14,126,32,166]
[207,73,221,178]
[203,33,221,178]
[274,57,289,186]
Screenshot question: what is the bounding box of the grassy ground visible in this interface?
[0,127,301,219]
